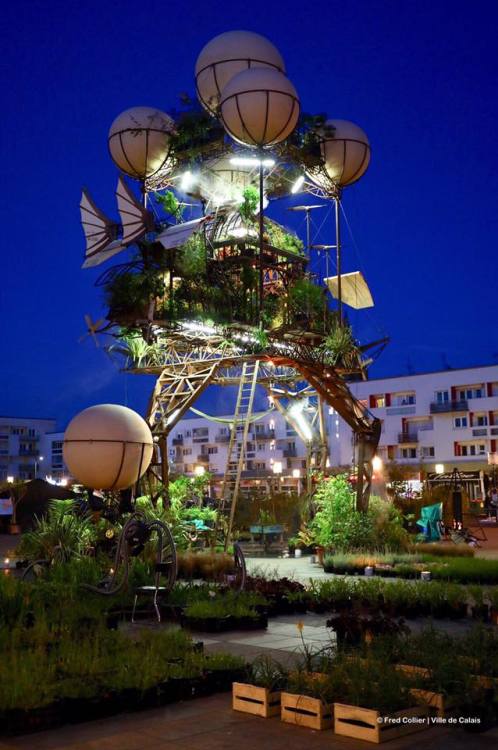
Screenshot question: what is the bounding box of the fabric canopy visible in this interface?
[324,271,374,309]
[156,217,207,250]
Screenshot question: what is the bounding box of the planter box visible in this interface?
[280,692,332,730]
[334,702,429,744]
[409,688,458,718]
[395,664,431,679]
[232,682,281,718]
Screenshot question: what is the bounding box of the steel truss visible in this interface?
[139,336,381,511]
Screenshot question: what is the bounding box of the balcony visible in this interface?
[197,454,210,463]
[430,400,468,414]
[241,468,271,478]
[398,433,419,444]
[386,405,416,416]
[283,448,298,457]
[252,429,275,440]
[472,428,488,437]
[172,437,183,446]
[215,433,230,443]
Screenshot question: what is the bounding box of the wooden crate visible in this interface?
[281,692,333,730]
[409,688,458,718]
[334,702,429,744]
[395,663,431,679]
[232,682,281,718]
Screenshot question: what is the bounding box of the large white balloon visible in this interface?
[195,30,285,115]
[307,119,370,191]
[220,68,299,148]
[63,404,153,490]
[108,107,175,180]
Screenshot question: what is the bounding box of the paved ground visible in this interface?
[1,691,497,750]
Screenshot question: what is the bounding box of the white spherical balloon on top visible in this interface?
[63,404,154,490]
[195,30,285,115]
[108,107,175,180]
[307,119,370,192]
[219,67,300,148]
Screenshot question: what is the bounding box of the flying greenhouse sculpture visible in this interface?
[78,30,384,512]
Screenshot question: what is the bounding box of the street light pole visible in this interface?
[35,455,44,479]
[258,159,264,322]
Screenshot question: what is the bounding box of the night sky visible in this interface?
[2,0,497,429]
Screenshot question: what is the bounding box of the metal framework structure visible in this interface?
[132,330,380,512]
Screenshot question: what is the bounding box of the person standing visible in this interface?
[490,487,498,522]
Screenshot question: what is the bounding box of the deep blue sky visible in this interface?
[1,0,497,428]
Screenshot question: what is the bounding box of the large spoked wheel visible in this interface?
[149,520,177,592]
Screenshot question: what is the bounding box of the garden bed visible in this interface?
[1,665,247,736]
[333,702,429,743]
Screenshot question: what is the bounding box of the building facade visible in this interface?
[0,416,56,481]
[0,417,69,482]
[341,364,498,479]
[168,364,498,496]
[167,409,341,496]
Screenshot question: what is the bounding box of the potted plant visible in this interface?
[333,658,429,743]
[281,669,336,730]
[232,655,287,718]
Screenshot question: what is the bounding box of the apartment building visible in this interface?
[341,364,498,479]
[0,416,56,481]
[167,408,342,496]
[40,432,69,482]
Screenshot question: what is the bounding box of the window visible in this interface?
[372,395,385,408]
[206,446,217,455]
[257,443,264,451]
[401,448,417,459]
[454,416,468,428]
[182,448,192,456]
[421,447,435,457]
[459,387,483,400]
[435,390,449,403]
[461,444,486,457]
[476,415,488,427]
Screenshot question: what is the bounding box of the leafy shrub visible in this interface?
[311,476,409,552]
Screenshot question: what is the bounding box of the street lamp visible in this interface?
[372,455,383,473]
[35,455,44,479]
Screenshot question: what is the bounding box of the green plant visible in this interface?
[288,278,324,325]
[18,500,96,563]
[247,655,288,690]
[177,233,206,277]
[321,322,360,370]
[104,270,164,317]
[238,186,259,222]
[311,476,408,552]
[154,190,183,221]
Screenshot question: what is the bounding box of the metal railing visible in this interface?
[398,433,419,444]
[430,400,468,414]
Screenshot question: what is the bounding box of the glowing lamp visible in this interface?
[307,119,370,192]
[108,107,175,180]
[220,67,299,148]
[195,30,285,115]
[63,404,153,490]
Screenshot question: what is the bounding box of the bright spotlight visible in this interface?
[291,175,305,194]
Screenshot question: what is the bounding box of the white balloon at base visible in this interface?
[220,68,299,148]
[195,30,285,115]
[307,120,370,191]
[108,107,175,180]
[63,404,154,490]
